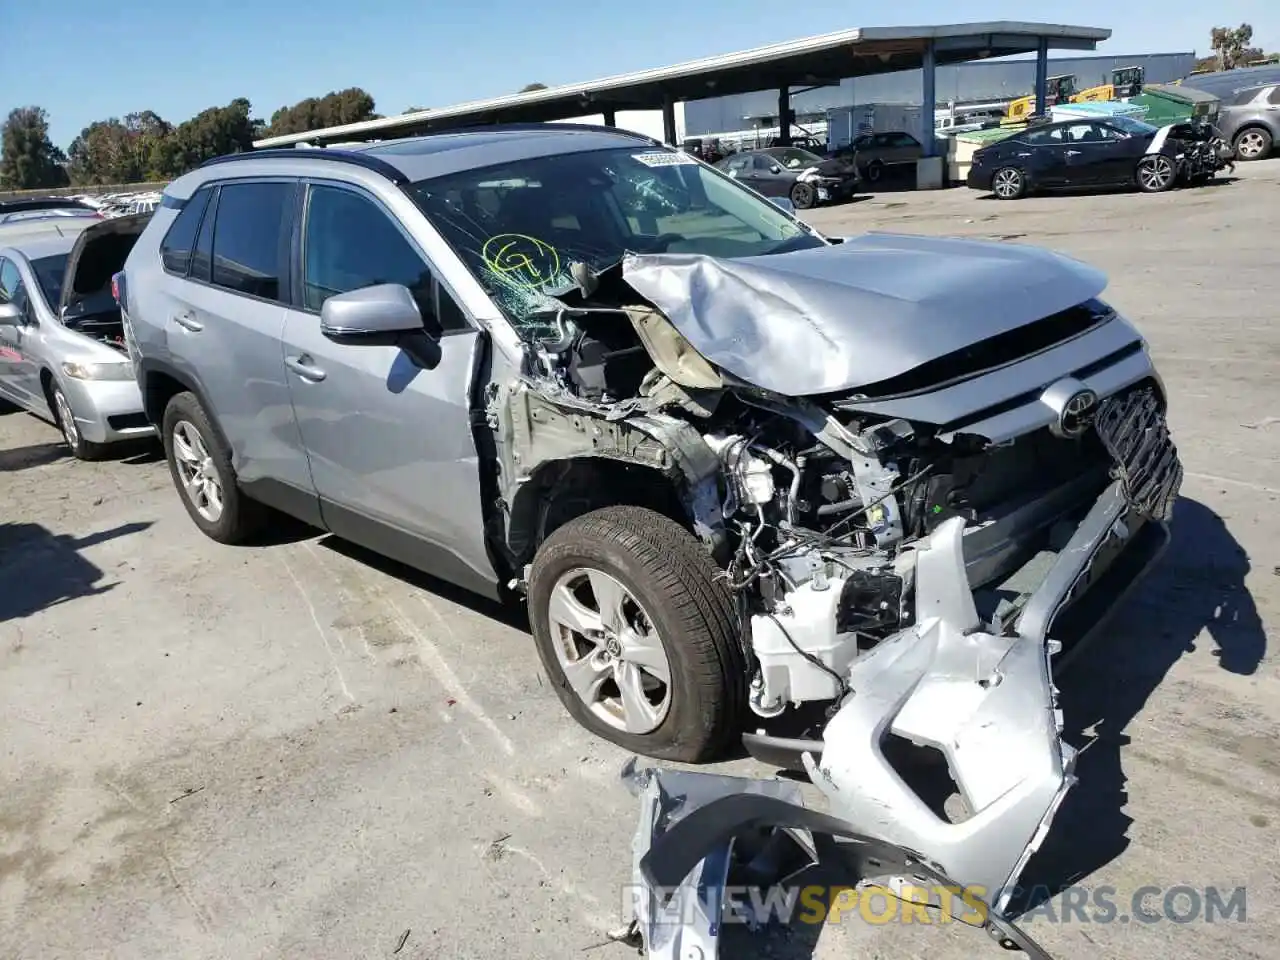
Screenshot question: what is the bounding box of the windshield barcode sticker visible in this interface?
[633,151,698,167]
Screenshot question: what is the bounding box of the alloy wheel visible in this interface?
[1138,156,1173,191]
[546,567,672,735]
[171,420,224,522]
[1236,131,1267,160]
[53,389,80,452]
[993,168,1022,198]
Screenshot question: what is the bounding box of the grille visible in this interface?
[1093,387,1183,522]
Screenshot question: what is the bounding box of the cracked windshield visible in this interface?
[408,146,822,334]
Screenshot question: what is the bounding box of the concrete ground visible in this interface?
[2,160,1278,960]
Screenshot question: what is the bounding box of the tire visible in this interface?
[991,166,1027,200]
[1233,126,1272,162]
[527,505,745,763]
[1135,154,1176,193]
[790,181,816,209]
[161,391,265,544]
[48,381,109,461]
[864,160,884,183]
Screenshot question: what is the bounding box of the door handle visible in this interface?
[172,311,203,332]
[285,355,326,382]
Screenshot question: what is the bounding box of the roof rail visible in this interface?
[284,121,665,150]
[198,148,409,185]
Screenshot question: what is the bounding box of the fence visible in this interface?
[0,181,168,202]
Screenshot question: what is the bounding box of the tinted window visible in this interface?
[190,187,218,283]
[302,184,467,332]
[160,187,212,275]
[210,181,290,300]
[29,254,68,307]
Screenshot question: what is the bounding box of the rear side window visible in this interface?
[160,187,212,275]
[209,181,291,301]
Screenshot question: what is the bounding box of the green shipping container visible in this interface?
[1127,83,1221,126]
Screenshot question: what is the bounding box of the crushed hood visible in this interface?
[621,233,1108,397]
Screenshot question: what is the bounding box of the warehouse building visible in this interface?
[684,51,1197,135]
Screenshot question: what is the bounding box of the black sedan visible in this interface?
[715,147,860,209]
[967,115,1228,200]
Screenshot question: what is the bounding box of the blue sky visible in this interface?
[4,0,1277,149]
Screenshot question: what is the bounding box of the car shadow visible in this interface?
[0,520,152,623]
[0,441,66,472]
[1010,496,1264,912]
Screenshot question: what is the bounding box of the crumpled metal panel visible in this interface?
[621,233,1108,397]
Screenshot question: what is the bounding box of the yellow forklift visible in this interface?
[1072,65,1146,103]
[1003,75,1078,124]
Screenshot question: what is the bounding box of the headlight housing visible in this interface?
[61,360,134,381]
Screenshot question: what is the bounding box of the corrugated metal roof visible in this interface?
[254,21,1110,148]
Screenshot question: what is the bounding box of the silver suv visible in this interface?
[118,125,1182,896]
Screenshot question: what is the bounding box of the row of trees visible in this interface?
[1194,23,1272,73]
[0,87,382,191]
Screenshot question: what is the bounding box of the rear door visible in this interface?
[280,180,497,595]
[154,178,316,501]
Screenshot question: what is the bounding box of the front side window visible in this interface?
[160,186,212,275]
[408,146,821,334]
[302,184,468,331]
[765,148,821,169]
[209,181,291,301]
[29,254,68,308]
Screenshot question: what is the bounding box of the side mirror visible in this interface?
[320,283,442,346]
[0,302,23,327]
[767,196,797,215]
[769,165,782,174]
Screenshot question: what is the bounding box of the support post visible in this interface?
[661,97,677,145]
[921,40,936,158]
[1034,37,1049,118]
[777,86,791,145]
[602,107,616,127]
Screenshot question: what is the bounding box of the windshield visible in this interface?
[763,148,822,169]
[30,254,67,308]
[1109,116,1159,136]
[408,146,822,333]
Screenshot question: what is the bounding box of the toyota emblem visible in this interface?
[1057,388,1098,438]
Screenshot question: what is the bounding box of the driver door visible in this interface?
[280,180,497,595]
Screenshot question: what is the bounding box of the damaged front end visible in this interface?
[484,234,1182,952]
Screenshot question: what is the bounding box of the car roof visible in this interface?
[0,220,90,257]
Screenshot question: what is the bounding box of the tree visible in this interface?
[171,98,257,169]
[404,105,429,113]
[264,87,377,137]
[1210,24,1263,70]
[0,106,69,190]
[519,82,548,92]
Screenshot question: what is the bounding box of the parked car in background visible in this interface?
[1216,83,1280,161]
[0,206,103,229]
[0,214,153,458]
[715,146,859,208]
[967,115,1228,199]
[0,196,96,216]
[830,131,924,182]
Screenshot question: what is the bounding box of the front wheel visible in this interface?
[1136,154,1176,193]
[49,382,109,461]
[991,166,1026,200]
[790,181,817,209]
[527,506,745,763]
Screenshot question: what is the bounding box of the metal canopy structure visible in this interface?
[253,21,1110,151]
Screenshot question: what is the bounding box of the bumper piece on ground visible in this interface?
[618,759,1054,958]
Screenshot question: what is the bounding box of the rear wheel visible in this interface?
[790,181,817,209]
[161,391,265,544]
[1234,127,1272,161]
[527,505,745,763]
[48,381,109,461]
[1135,154,1176,193]
[991,167,1026,200]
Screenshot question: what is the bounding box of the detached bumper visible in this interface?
[620,388,1182,955]
[61,375,152,444]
